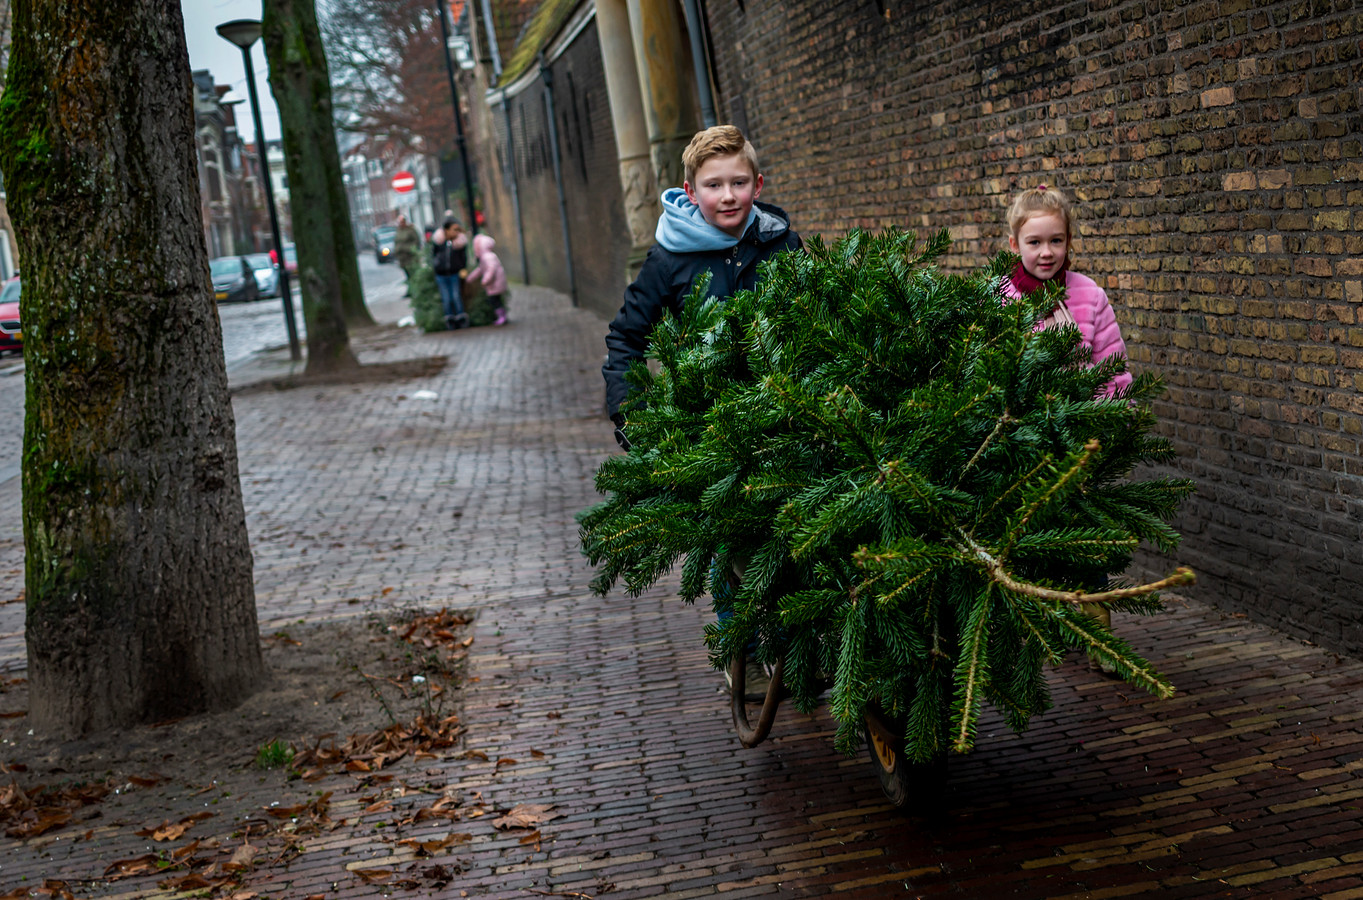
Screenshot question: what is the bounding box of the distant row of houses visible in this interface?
[191,69,453,262]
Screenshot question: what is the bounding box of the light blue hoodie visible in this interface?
[654,187,758,253]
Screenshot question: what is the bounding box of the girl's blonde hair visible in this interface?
[1007,184,1072,237]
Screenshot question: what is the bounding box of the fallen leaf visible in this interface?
[229,843,259,867]
[6,809,71,838]
[352,868,394,883]
[102,854,161,880]
[491,804,561,830]
[169,839,201,862]
[265,804,307,818]
[0,710,26,719]
[126,774,167,787]
[518,829,541,845]
[362,799,393,815]
[157,873,216,891]
[36,881,74,900]
[495,758,517,768]
[531,749,546,758]
[397,834,461,856]
[463,750,489,762]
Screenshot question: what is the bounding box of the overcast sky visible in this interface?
[180,0,280,144]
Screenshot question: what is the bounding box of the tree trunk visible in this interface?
[263,0,369,375]
[0,0,265,738]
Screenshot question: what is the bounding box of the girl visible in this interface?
[1004,185,1132,396]
[1004,184,1132,671]
[467,234,509,326]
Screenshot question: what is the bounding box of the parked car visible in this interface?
[373,226,398,264]
[245,252,279,298]
[0,277,21,354]
[209,256,260,304]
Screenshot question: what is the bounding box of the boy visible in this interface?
[601,125,801,700]
[602,125,801,446]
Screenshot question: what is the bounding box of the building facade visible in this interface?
[468,0,1363,655]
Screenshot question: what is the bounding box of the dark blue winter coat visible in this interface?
[602,200,801,418]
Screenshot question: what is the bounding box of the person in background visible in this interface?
[393,214,420,298]
[468,234,509,326]
[1002,183,1133,674]
[431,218,469,330]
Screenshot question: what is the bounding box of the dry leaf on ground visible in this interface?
[492,804,561,830]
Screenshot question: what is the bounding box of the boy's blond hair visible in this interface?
[682,125,760,185]
[1007,185,1072,237]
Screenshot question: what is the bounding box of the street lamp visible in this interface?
[434,0,478,233]
[216,18,302,363]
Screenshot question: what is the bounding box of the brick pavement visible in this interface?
[1,284,1362,897]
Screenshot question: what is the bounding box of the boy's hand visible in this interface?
[611,413,631,451]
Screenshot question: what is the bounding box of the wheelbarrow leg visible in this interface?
[730,649,784,748]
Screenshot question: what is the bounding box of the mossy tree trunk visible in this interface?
[0,0,265,737]
[263,0,370,374]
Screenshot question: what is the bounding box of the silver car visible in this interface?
[246,252,279,298]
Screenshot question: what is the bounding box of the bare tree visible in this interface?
[0,0,264,736]
[320,0,455,154]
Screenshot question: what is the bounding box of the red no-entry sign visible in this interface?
[391,171,416,193]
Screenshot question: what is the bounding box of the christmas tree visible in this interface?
[579,229,1194,759]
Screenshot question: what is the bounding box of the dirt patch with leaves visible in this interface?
[0,607,563,898]
[231,354,450,396]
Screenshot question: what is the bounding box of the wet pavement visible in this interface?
[0,278,1361,897]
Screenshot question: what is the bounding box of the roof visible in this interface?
[498,0,581,85]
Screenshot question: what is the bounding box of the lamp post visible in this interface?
[215,18,302,363]
[434,0,478,233]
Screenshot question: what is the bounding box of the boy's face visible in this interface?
[1009,212,1069,281]
[684,153,762,238]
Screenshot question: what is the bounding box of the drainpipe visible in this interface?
[502,99,530,283]
[539,54,577,307]
[680,0,717,128]
[478,0,503,80]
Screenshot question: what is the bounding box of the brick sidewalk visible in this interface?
[2,284,1363,897]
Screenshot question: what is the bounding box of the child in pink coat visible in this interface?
[1003,184,1131,670]
[1002,185,1132,397]
[468,234,509,326]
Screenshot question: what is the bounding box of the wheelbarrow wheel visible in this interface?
[863,706,948,809]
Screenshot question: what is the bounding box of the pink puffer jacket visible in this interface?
[1004,270,1132,398]
[468,234,508,297]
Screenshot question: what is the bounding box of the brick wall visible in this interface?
[702,0,1363,649]
[474,20,632,321]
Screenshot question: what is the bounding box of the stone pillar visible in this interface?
[596,0,659,269]
[625,0,700,193]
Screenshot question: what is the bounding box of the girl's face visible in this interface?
[1009,212,1069,280]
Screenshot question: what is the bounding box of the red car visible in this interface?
[0,277,21,354]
